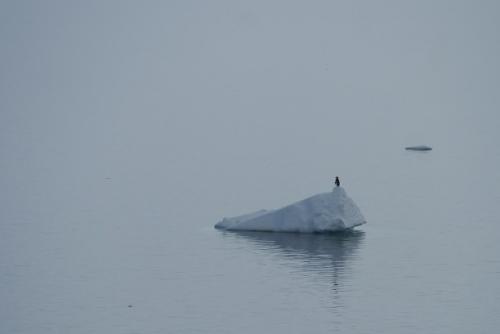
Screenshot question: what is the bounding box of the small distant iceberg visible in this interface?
[215,187,366,233]
[405,145,432,151]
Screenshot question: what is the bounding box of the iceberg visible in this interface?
[215,187,366,233]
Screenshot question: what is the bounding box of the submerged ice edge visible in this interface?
[405,145,432,151]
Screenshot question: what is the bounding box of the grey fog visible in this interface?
[1,1,500,333]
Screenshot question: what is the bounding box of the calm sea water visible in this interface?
[2,138,500,334]
[2,1,500,332]
[2,2,500,332]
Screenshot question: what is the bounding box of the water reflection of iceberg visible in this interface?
[222,230,365,290]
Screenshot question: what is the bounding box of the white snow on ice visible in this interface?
[215,187,366,233]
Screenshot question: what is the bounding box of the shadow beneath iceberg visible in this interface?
[221,229,365,291]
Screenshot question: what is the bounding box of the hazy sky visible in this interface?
[1,0,499,221]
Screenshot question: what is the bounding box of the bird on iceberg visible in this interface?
[215,179,366,233]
